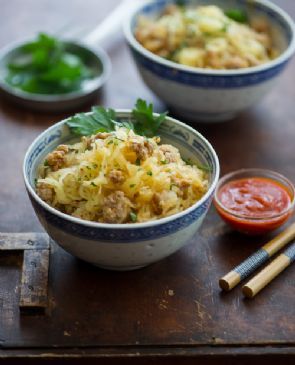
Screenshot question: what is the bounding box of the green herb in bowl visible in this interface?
[5,33,93,94]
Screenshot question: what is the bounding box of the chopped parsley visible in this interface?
[225,8,248,23]
[135,158,141,166]
[147,171,153,176]
[129,212,137,223]
[90,182,97,187]
[130,184,136,188]
[44,159,49,166]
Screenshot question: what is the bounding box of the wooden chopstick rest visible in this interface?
[219,222,295,291]
[243,242,295,298]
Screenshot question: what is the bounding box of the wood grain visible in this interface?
[19,249,50,310]
[0,0,294,363]
[0,233,49,251]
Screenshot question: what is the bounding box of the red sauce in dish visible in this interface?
[215,177,293,235]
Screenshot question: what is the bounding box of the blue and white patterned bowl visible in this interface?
[23,112,219,270]
[124,0,295,122]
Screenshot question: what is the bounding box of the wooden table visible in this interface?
[0,1,294,364]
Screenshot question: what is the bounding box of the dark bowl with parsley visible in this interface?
[23,102,219,270]
[124,0,295,122]
[0,33,111,112]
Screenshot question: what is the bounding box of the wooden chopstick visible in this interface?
[219,222,295,291]
[243,241,295,298]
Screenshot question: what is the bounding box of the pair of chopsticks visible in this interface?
[219,222,295,298]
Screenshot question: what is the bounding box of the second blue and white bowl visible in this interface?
[23,112,219,270]
[124,0,295,122]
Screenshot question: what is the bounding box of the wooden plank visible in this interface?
[0,233,49,251]
[19,249,50,310]
[0,346,295,365]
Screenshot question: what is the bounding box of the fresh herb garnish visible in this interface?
[130,212,137,223]
[67,106,117,136]
[66,99,167,138]
[90,182,97,187]
[6,33,92,94]
[135,158,141,166]
[131,99,167,138]
[147,171,153,176]
[34,178,38,187]
[44,159,49,166]
[225,9,248,23]
[161,159,168,165]
[130,184,136,188]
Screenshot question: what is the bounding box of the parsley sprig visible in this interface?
[66,99,167,138]
[6,33,92,94]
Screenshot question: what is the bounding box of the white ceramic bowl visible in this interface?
[23,111,219,270]
[124,0,295,122]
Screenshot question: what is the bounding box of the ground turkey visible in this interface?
[102,191,131,223]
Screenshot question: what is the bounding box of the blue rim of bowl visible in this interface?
[23,111,220,231]
[123,0,295,76]
[0,39,112,102]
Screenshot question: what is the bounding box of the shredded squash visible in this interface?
[36,128,208,224]
[135,4,277,69]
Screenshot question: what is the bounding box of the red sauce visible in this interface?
[215,177,293,235]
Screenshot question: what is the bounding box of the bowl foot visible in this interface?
[169,107,238,123]
[92,263,148,271]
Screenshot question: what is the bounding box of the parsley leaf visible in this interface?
[66,99,167,138]
[66,106,117,136]
[6,33,92,94]
[131,99,167,138]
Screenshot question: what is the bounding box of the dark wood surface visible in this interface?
[0,1,295,363]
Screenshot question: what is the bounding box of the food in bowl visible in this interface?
[23,102,219,270]
[36,99,208,224]
[124,0,295,122]
[135,4,277,69]
[214,169,295,235]
[5,33,95,95]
